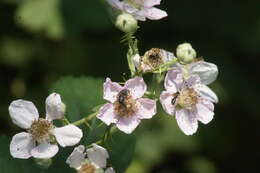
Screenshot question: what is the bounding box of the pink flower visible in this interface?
[160,68,218,135]
[107,0,167,21]
[97,77,157,134]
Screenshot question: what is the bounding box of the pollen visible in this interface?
[114,89,137,117]
[29,118,53,143]
[143,48,164,69]
[177,88,198,109]
[78,163,96,173]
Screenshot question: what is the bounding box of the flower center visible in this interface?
[114,89,137,117]
[177,88,198,109]
[29,118,53,143]
[78,163,96,173]
[143,48,164,69]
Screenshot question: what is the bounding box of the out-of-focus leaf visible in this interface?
[16,0,64,39]
[108,131,136,173]
[0,37,37,66]
[188,157,217,173]
[60,0,112,36]
[135,111,199,169]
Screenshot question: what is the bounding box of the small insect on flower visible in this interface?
[66,144,115,173]
[97,77,157,134]
[107,0,167,21]
[9,93,83,159]
[171,92,180,105]
[160,68,218,135]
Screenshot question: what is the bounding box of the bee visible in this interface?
[118,89,130,106]
[171,92,180,105]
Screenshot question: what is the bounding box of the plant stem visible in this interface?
[72,111,99,126]
[126,33,137,77]
[62,117,70,125]
[87,125,117,147]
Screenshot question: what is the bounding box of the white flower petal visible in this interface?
[160,91,176,116]
[142,7,167,20]
[143,0,161,8]
[105,167,115,173]
[53,125,83,147]
[175,109,198,135]
[10,132,35,159]
[104,78,123,103]
[123,3,139,13]
[198,85,218,103]
[66,145,86,169]
[189,61,218,85]
[133,54,141,70]
[132,12,147,21]
[161,49,175,63]
[31,142,59,159]
[9,100,39,129]
[107,0,123,9]
[185,75,201,88]
[125,77,147,99]
[164,68,183,92]
[136,98,157,119]
[87,144,109,168]
[116,116,141,134]
[46,93,65,121]
[196,100,214,124]
[97,103,118,125]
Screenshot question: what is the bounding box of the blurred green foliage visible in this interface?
[0,0,260,173]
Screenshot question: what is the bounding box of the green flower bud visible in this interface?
[115,13,138,33]
[176,43,196,64]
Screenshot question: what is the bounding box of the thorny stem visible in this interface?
[72,111,99,126]
[126,33,137,77]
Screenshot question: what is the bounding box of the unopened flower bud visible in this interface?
[115,13,138,33]
[176,43,196,64]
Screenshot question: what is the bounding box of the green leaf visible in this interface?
[51,76,107,145]
[108,131,136,173]
[15,0,112,39]
[51,76,104,122]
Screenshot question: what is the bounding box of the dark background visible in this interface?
[0,0,260,173]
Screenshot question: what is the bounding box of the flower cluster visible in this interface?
[97,43,218,135]
[6,1,220,172]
